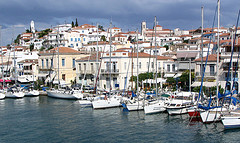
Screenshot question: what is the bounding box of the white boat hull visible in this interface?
[47,90,83,99]
[92,96,122,109]
[126,102,144,111]
[221,116,240,129]
[167,107,188,115]
[0,92,5,99]
[24,90,40,97]
[144,101,166,114]
[6,91,25,98]
[79,100,92,106]
[200,108,222,123]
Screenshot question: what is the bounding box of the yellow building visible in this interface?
[38,47,88,85]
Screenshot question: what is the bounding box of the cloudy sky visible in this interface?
[0,0,239,45]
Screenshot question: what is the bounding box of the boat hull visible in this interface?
[0,93,5,99]
[167,107,188,115]
[126,103,144,111]
[47,90,83,99]
[92,96,122,109]
[5,91,24,98]
[24,90,40,97]
[200,109,222,123]
[144,101,166,114]
[222,116,240,129]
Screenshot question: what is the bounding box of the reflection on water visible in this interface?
[0,96,240,142]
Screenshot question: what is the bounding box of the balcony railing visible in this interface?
[196,72,216,77]
[79,70,95,74]
[101,69,119,74]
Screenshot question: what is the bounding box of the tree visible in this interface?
[100,35,106,41]
[40,46,45,51]
[72,21,75,28]
[30,44,34,51]
[25,29,31,33]
[14,34,21,44]
[75,18,78,27]
[163,45,169,51]
[38,28,52,38]
[98,25,105,31]
[179,70,195,91]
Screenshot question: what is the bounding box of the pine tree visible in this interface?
[72,21,75,28]
[75,18,78,27]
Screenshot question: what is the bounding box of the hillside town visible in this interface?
[1,19,239,94]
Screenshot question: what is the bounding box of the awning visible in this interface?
[191,82,217,87]
[223,59,238,63]
[164,73,175,78]
[38,73,48,77]
[173,73,181,78]
[0,79,11,82]
[142,78,166,84]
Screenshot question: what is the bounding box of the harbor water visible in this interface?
[0,96,240,143]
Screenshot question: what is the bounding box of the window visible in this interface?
[152,62,154,68]
[124,62,127,70]
[72,58,75,68]
[78,38,81,41]
[79,64,81,71]
[172,64,175,72]
[51,59,53,67]
[46,59,49,68]
[42,59,44,68]
[84,63,86,71]
[71,38,73,41]
[83,38,85,41]
[139,62,141,69]
[167,64,170,72]
[91,63,93,71]
[62,59,65,67]
[106,77,110,88]
[210,65,215,76]
[75,38,77,42]
[147,62,149,68]
[62,74,66,80]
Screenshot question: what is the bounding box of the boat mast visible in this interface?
[136,29,139,105]
[216,0,220,105]
[0,26,4,88]
[154,16,158,96]
[189,59,191,92]
[57,25,60,89]
[96,23,99,94]
[109,21,112,93]
[201,6,204,81]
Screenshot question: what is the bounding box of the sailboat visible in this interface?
[5,43,24,98]
[0,44,5,99]
[144,16,170,114]
[199,0,237,123]
[221,10,240,129]
[24,69,39,96]
[123,29,145,111]
[47,26,83,100]
[92,21,123,109]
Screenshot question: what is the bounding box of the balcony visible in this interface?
[79,70,95,74]
[196,72,216,77]
[101,69,119,74]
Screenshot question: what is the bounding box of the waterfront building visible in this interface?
[38,47,88,85]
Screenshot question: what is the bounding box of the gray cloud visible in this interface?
[0,0,240,45]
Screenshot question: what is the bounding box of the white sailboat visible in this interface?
[47,26,83,100]
[199,0,234,123]
[6,42,24,98]
[0,32,5,99]
[125,29,145,111]
[92,21,122,109]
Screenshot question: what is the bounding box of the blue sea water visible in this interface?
[0,96,240,143]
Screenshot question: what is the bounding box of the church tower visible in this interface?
[30,20,35,33]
